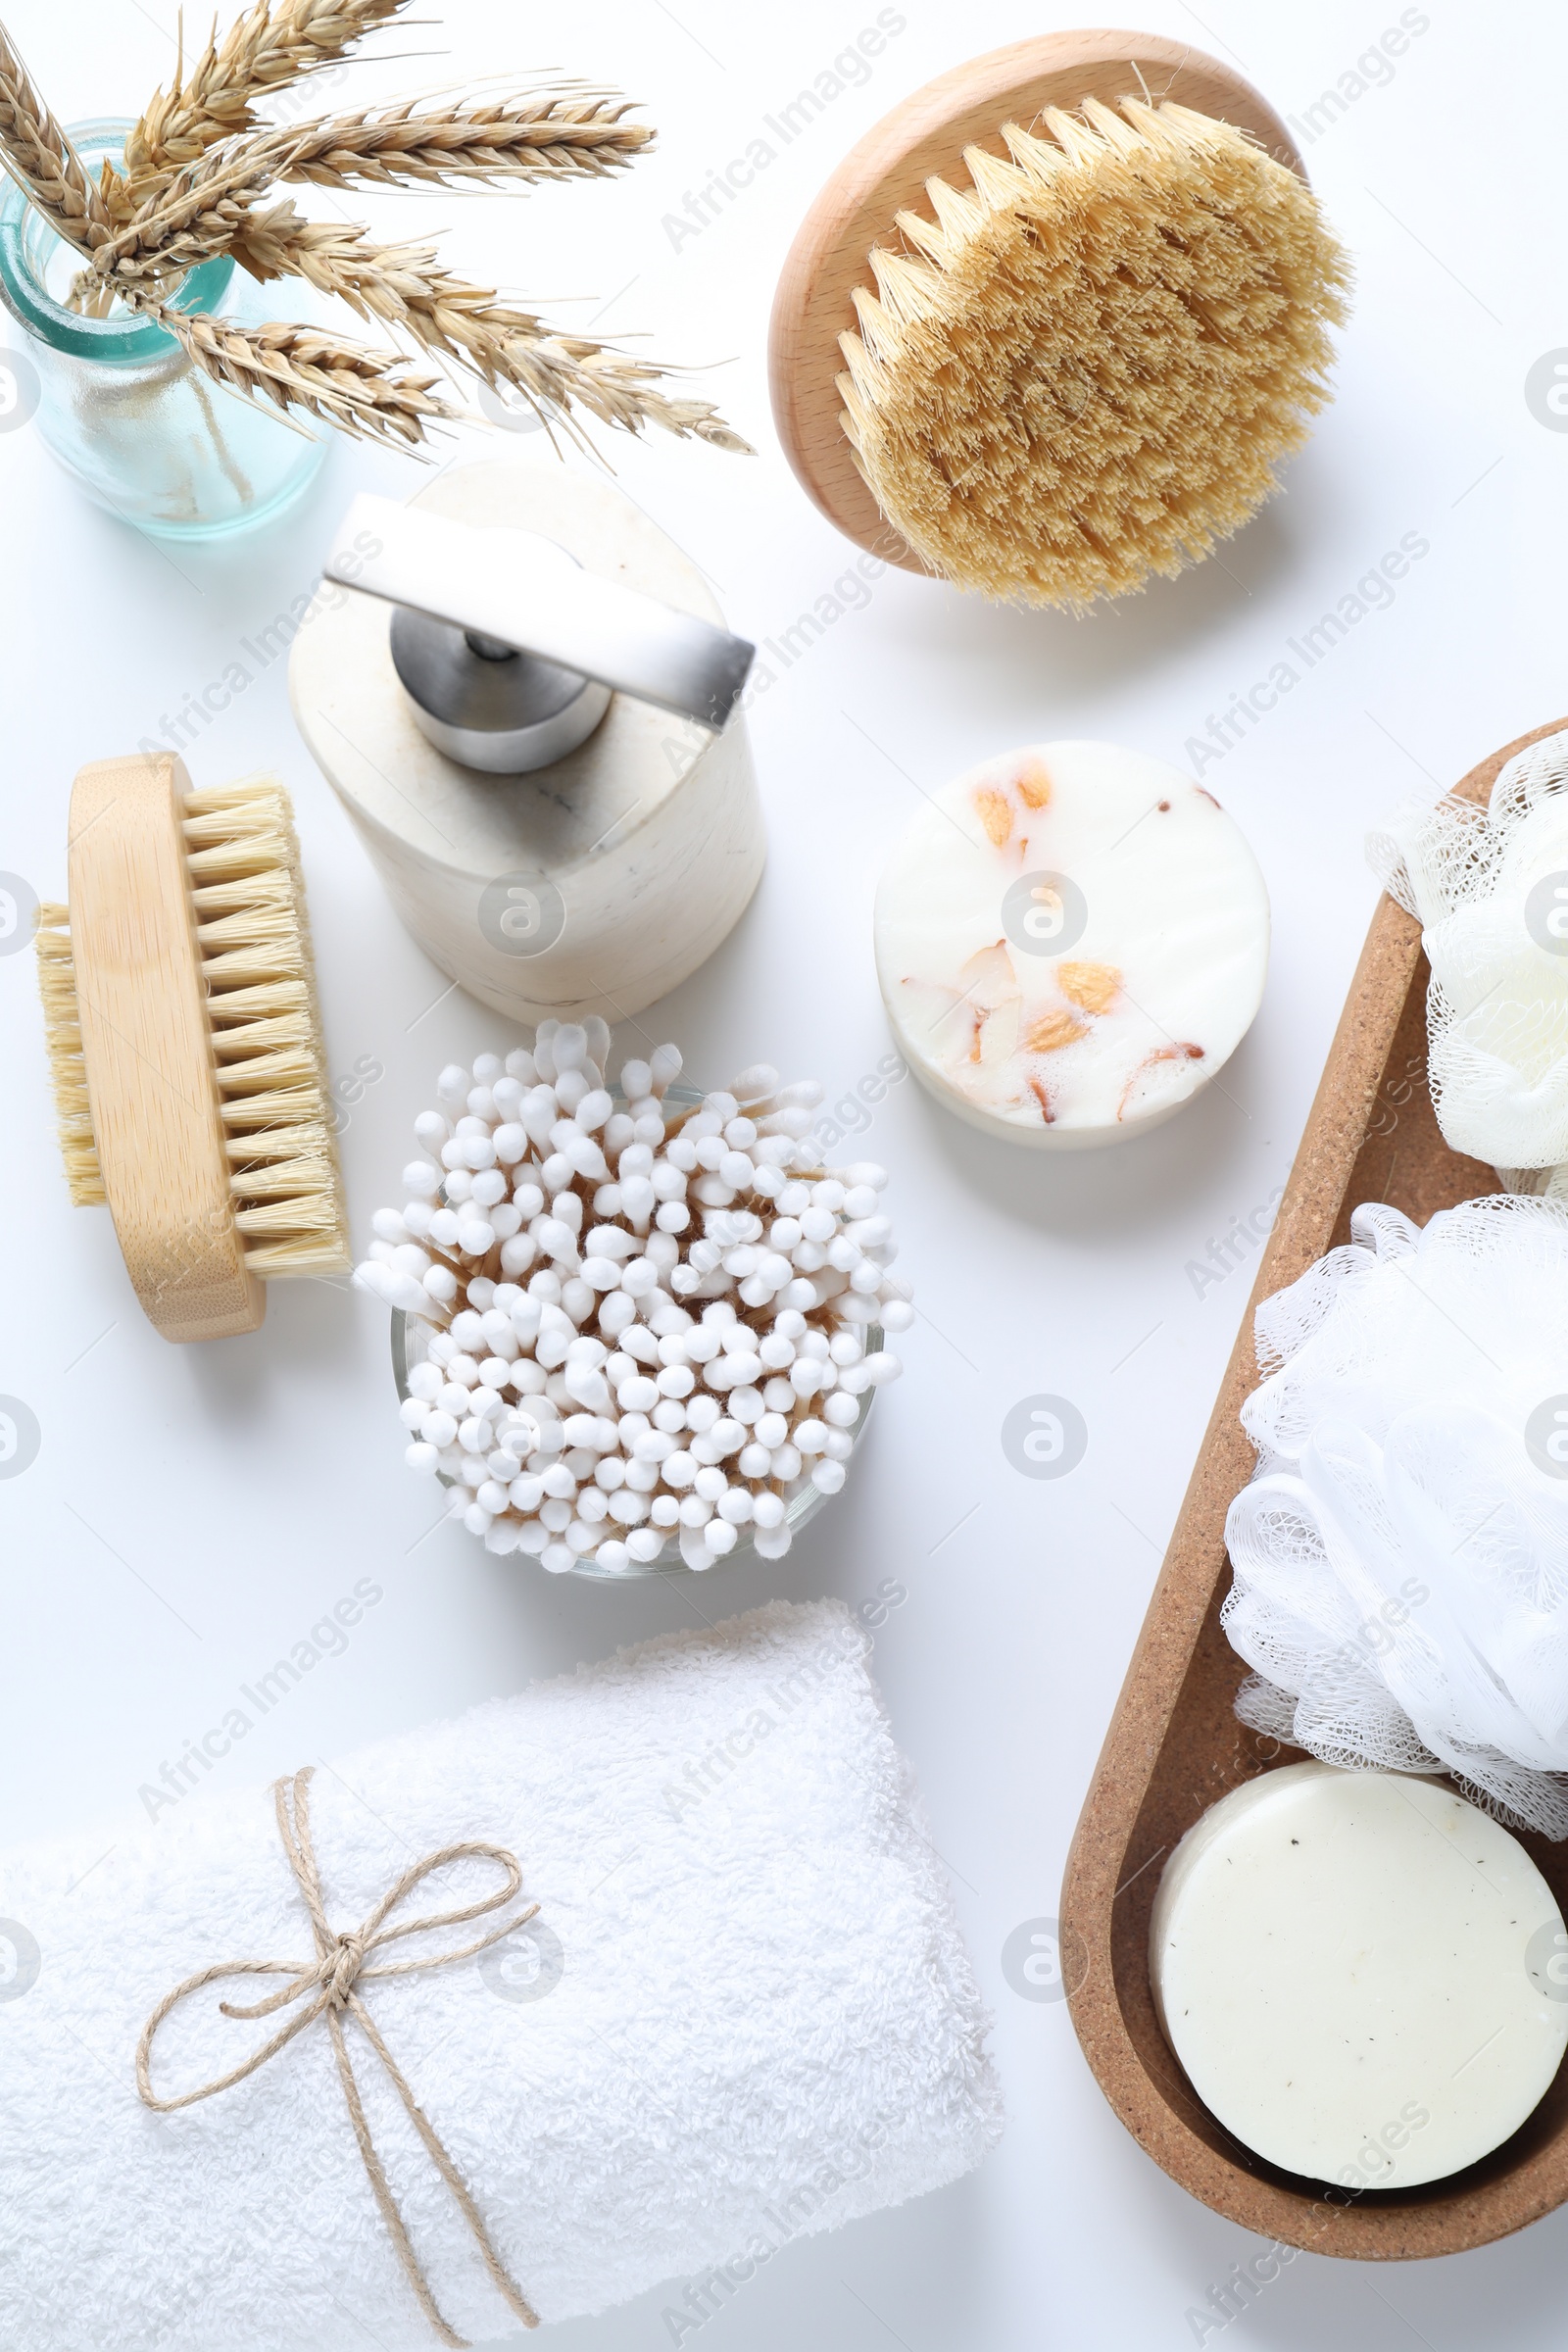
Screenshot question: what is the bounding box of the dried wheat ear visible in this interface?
[839,96,1350,612]
[116,0,410,199]
[0,19,112,246]
[0,2,747,456]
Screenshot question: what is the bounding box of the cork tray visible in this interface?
[1060,719,1568,2259]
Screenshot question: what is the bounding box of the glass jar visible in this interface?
[391,1306,880,1581]
[389,1086,881,1580]
[0,120,325,538]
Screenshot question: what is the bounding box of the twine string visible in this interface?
[135,1765,541,2345]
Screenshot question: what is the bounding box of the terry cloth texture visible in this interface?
[0,1598,1002,2349]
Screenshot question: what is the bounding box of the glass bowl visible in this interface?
[387,1083,880,1579]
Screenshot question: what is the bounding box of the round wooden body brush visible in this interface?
[36,755,350,1342]
[769,29,1349,611]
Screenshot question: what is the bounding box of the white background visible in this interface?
[2,3,1564,2347]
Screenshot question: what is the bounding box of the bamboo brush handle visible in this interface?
[69,755,265,1342]
[767,28,1306,571]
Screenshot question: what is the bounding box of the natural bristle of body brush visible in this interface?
[837,95,1350,612]
[34,905,106,1206]
[182,774,349,1278]
[40,755,349,1342]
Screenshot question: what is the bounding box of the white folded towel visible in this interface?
[0,1599,1001,2350]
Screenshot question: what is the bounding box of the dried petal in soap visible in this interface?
[1015,759,1052,810]
[1024,1008,1087,1054]
[973,788,1012,848]
[1056,959,1122,1015]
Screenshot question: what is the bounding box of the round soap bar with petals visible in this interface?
[1150,1762,1568,2188]
[873,740,1269,1148]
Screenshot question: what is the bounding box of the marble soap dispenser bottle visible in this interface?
[289,460,763,1022]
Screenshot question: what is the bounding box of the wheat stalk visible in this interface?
[83,126,305,290]
[276,93,654,190]
[121,286,458,447]
[0,20,112,249]
[119,0,410,205]
[90,87,653,287]
[3,0,748,461]
[226,201,752,450]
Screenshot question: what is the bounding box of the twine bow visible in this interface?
[136,1767,541,2345]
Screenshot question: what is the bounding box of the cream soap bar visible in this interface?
[1151,1763,1568,2188]
[874,740,1268,1148]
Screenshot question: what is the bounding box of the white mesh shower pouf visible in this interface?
[1223,1195,1568,1837]
[1369,727,1568,1179]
